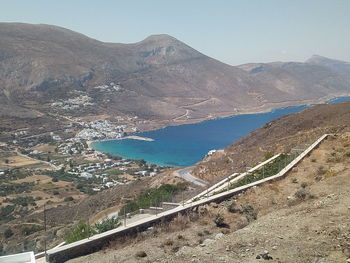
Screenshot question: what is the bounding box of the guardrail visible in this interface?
[46,134,329,263]
[186,153,281,203]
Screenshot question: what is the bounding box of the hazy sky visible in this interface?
[1,0,349,65]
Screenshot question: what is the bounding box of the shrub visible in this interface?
[64,221,96,243]
[317,166,327,175]
[227,201,240,213]
[22,225,43,236]
[163,239,174,246]
[240,204,257,222]
[264,152,274,161]
[301,182,308,188]
[121,183,187,214]
[214,213,225,227]
[294,188,307,199]
[4,228,13,238]
[64,196,74,202]
[52,177,59,182]
[94,216,121,233]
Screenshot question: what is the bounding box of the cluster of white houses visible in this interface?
[75,120,126,141]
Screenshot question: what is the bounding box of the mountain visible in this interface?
[0,23,350,126]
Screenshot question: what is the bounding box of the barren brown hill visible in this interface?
[1,23,350,126]
[193,101,350,181]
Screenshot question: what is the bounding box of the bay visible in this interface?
[91,97,350,167]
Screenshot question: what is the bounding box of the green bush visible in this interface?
[121,183,187,214]
[7,196,35,207]
[264,152,274,161]
[231,153,295,189]
[64,196,74,202]
[214,213,225,227]
[94,216,121,233]
[294,188,307,199]
[64,221,96,244]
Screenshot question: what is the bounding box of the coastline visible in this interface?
[87,93,350,163]
[87,135,154,149]
[139,93,350,134]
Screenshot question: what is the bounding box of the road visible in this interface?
[175,166,208,187]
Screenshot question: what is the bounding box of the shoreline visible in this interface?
[139,93,350,134]
[87,135,154,149]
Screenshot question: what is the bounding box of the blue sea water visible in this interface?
[91,97,350,167]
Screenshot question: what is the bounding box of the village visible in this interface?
[0,114,169,232]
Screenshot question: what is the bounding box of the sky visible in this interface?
[1,0,350,65]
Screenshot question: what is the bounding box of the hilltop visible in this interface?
[1,23,350,132]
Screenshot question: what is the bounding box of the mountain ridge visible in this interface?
[0,22,349,128]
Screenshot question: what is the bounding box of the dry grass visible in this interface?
[1,155,41,167]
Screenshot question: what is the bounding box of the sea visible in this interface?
[91,97,350,167]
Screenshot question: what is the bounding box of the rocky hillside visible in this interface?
[68,132,350,263]
[0,23,350,124]
[193,101,350,181]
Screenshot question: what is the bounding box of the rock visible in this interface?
[215,233,224,239]
[272,246,278,250]
[202,238,215,246]
[175,246,192,256]
[256,251,273,260]
[346,258,350,263]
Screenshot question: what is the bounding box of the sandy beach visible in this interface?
[87,135,154,149]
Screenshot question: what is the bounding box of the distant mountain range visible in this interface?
[0,22,350,124]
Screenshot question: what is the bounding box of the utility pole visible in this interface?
[182,191,184,206]
[123,206,127,227]
[44,204,47,258]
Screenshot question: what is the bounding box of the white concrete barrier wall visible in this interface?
[0,251,35,263]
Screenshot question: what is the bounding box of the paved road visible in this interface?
[175,166,208,187]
